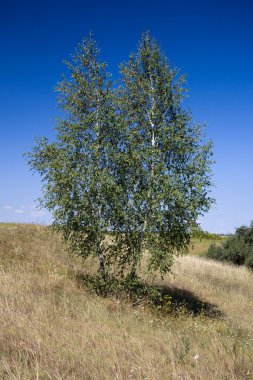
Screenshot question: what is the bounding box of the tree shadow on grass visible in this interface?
[73,271,222,318]
[153,284,223,318]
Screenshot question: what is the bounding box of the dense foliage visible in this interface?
[206,223,253,269]
[27,33,214,280]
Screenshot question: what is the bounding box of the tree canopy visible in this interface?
[27,32,214,280]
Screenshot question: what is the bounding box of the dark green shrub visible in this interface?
[206,223,253,270]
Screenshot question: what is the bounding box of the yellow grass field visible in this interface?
[0,224,253,379]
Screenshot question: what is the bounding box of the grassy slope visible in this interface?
[0,224,253,380]
[188,237,225,256]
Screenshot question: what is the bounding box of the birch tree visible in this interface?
[27,33,213,282]
[115,32,213,278]
[27,35,117,278]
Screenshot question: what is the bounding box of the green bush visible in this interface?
[206,223,253,270]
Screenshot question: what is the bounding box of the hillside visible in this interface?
[0,224,253,379]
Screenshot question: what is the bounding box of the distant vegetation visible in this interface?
[191,229,225,240]
[206,222,253,270]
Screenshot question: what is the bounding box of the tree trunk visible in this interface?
[97,243,106,279]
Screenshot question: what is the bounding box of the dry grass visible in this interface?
[0,224,253,379]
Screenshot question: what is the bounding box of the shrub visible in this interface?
[206,223,253,269]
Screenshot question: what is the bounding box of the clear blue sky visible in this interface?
[1,0,252,233]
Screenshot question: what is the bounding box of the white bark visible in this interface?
[149,74,156,147]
